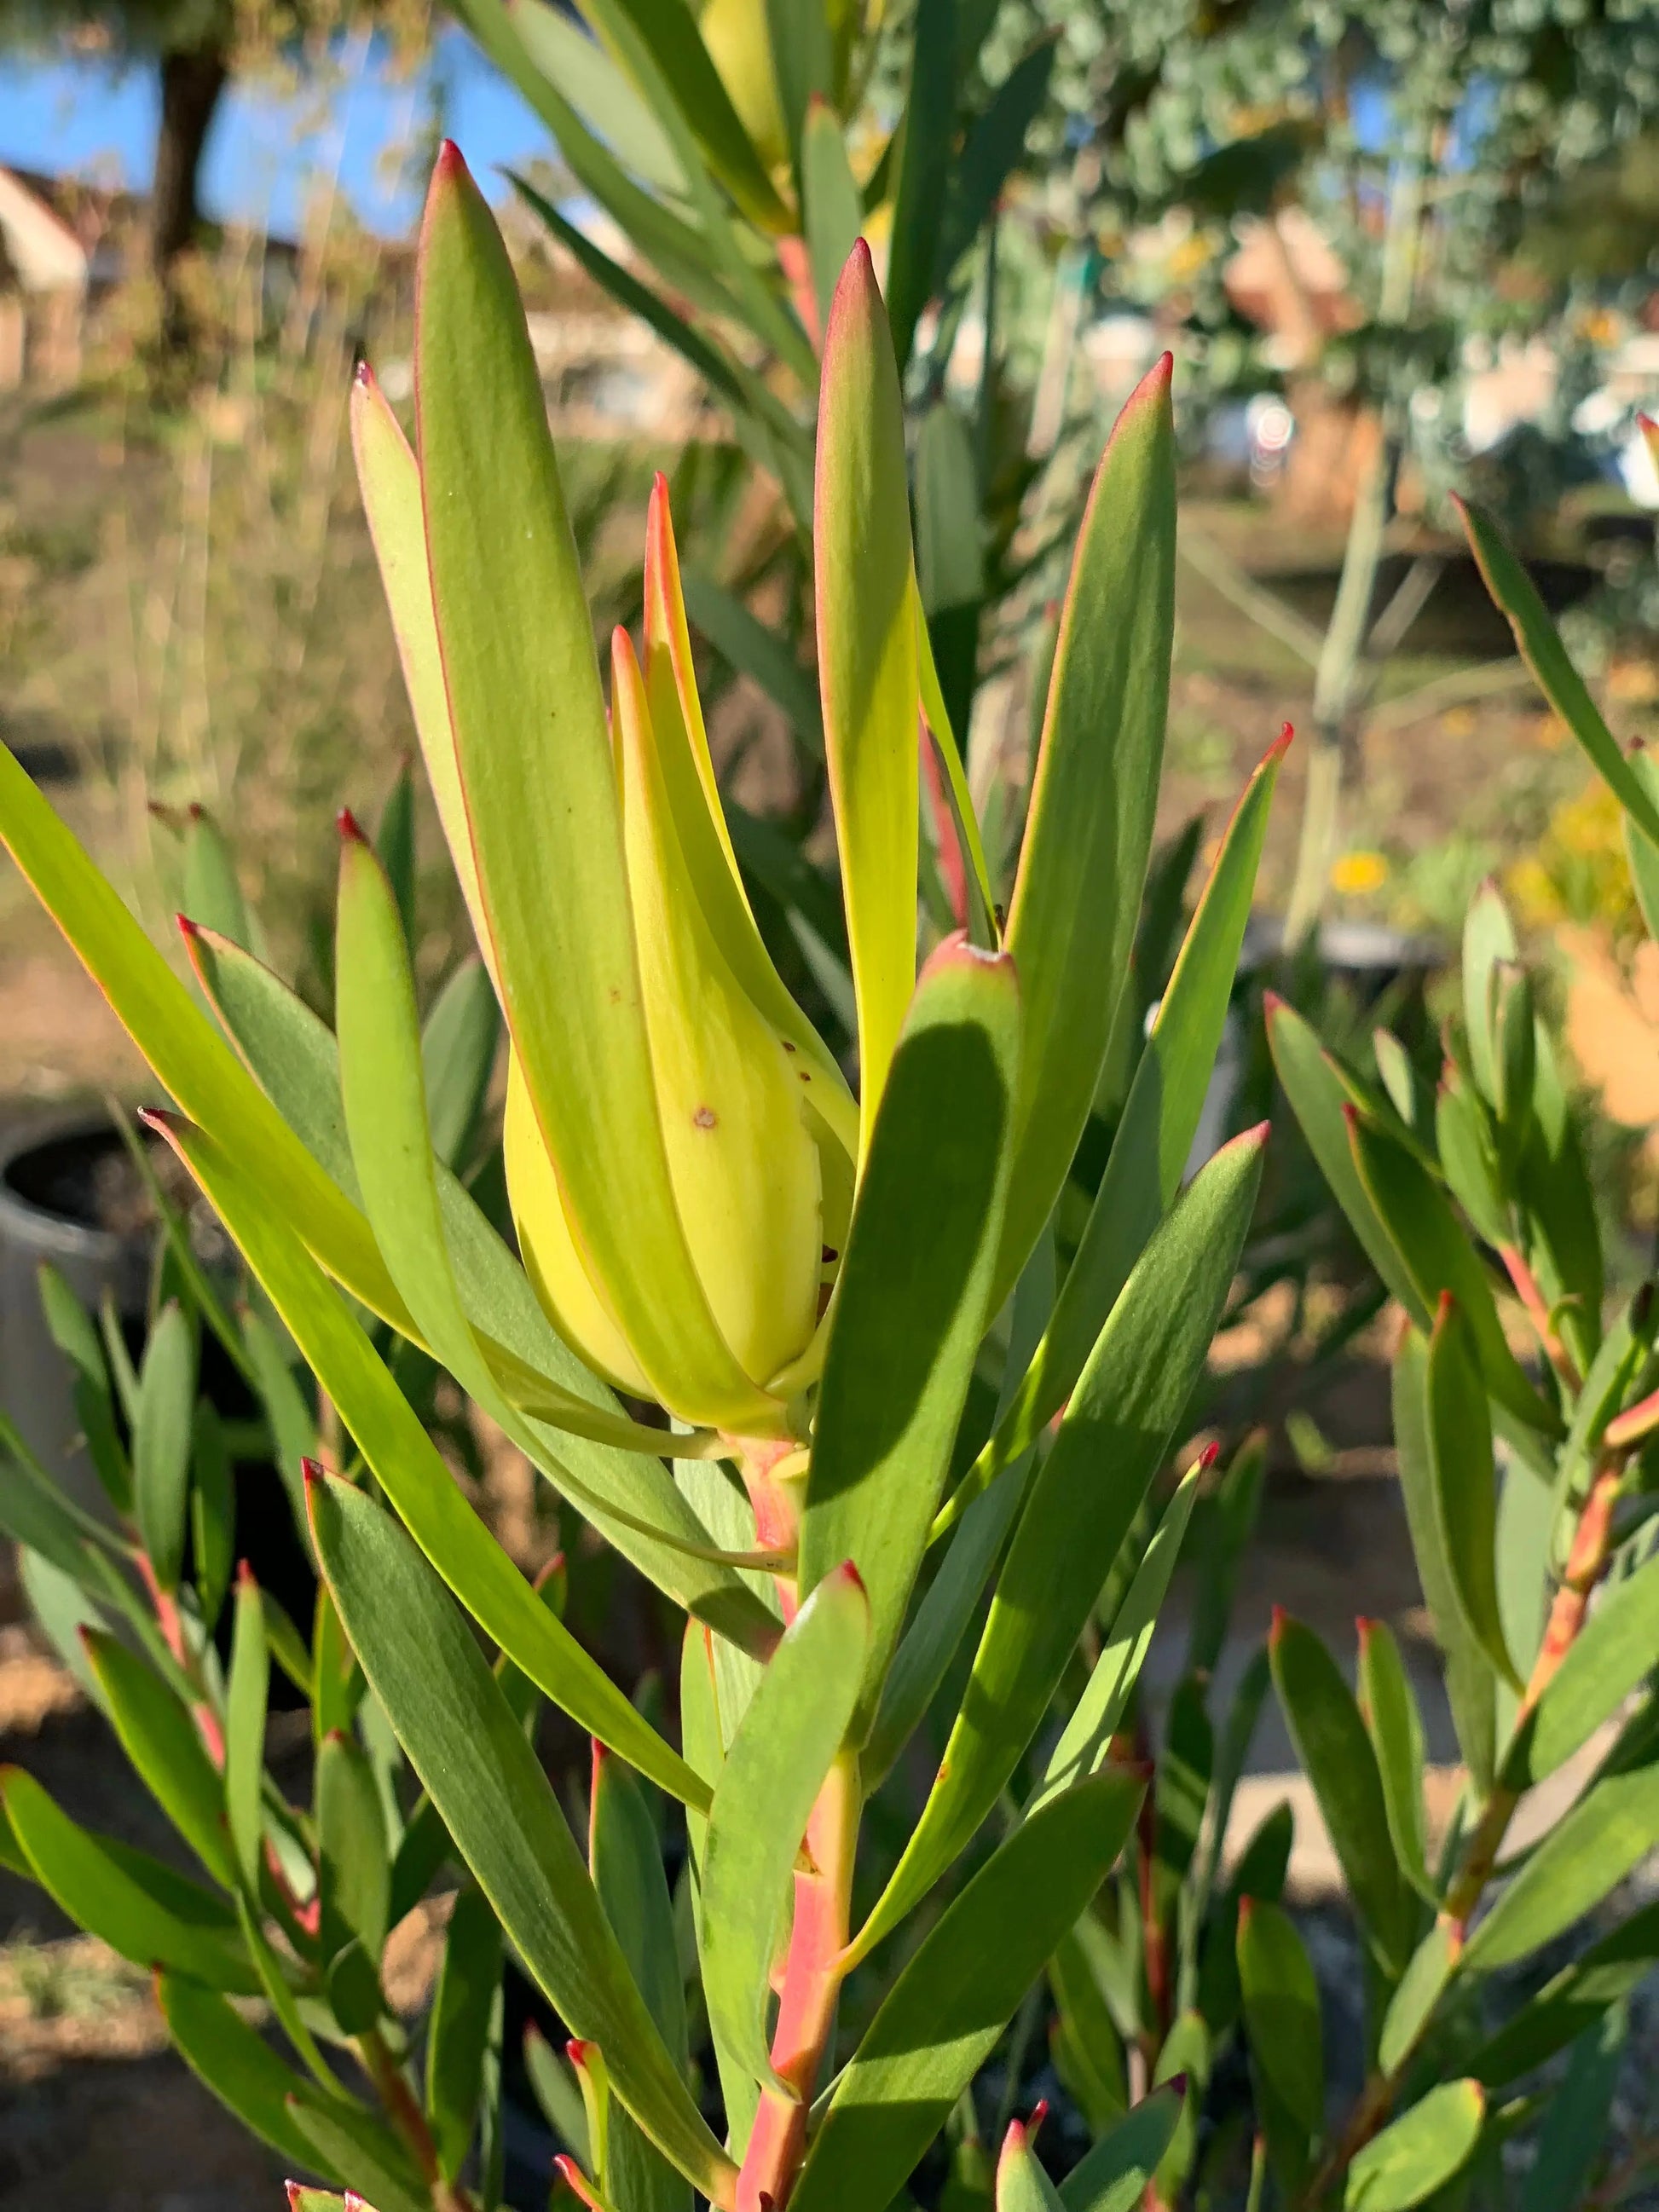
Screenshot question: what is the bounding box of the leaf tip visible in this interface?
[1198,1440,1222,1472]
[432,137,470,190]
[175,911,201,943]
[1268,719,1294,762]
[337,806,368,846]
[1237,1893,1256,1931]
[236,1558,257,1594]
[1269,1604,1290,1648]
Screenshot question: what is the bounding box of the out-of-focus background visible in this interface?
[2,2,1659,2203]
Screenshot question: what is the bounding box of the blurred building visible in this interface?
[0,167,95,391]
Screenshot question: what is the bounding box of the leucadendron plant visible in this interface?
[0,146,1291,2212]
[1244,489,1659,2211]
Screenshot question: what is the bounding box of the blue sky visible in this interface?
[0,26,549,239]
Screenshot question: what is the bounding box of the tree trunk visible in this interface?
[151,43,229,305]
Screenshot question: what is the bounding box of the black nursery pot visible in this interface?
[0,1111,316,1678]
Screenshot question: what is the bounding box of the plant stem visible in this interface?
[1499,1242,1581,1393]
[358,2023,473,2212]
[737,1753,860,2211]
[1298,1465,1624,2206]
[1283,139,1430,950]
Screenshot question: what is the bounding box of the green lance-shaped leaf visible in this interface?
[0,742,413,1335]
[1348,1109,1558,1436]
[422,954,501,1170]
[801,940,1018,1725]
[1049,1925,1128,2129]
[805,99,871,340]
[864,1227,1056,1787]
[883,0,956,375]
[306,1470,737,2205]
[146,1114,717,1810]
[791,1770,1146,2212]
[1032,1464,1201,1812]
[459,29,765,378]
[374,756,418,951]
[317,1726,391,1972]
[189,1401,234,1628]
[80,1628,234,1889]
[157,1972,349,2181]
[994,355,1176,1309]
[1344,2081,1484,2211]
[1506,1550,1659,1789]
[916,406,988,784]
[417,147,764,1429]
[38,1260,131,1516]
[224,1564,269,1895]
[567,0,787,232]
[1237,1898,1323,2198]
[1425,1294,1520,1689]
[1521,1014,1603,1357]
[132,1300,195,1591]
[1188,1430,1269,1681]
[1270,1613,1413,1976]
[1464,1761,1659,1972]
[1265,997,1421,1317]
[591,1748,687,2066]
[968,728,1286,1498]
[0,1409,129,1584]
[590,1747,691,2212]
[1434,1069,1506,1250]
[1456,497,1659,849]
[512,0,679,193]
[995,2114,1064,2210]
[1379,1920,1459,2076]
[426,1883,506,2186]
[1519,2006,1625,2212]
[1469,1896,1659,2086]
[1357,1617,1433,1903]
[285,2102,431,2212]
[700,1564,868,2094]
[1057,2087,1184,2212]
[816,240,919,1152]
[764,0,832,199]
[1393,1325,1495,1791]
[0,1767,254,1989]
[181,801,262,956]
[1461,880,1516,1107]
[933,33,1058,291]
[1149,2010,1210,2203]
[332,821,773,1625]
[848,1125,1264,1968]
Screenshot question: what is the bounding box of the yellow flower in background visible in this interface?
[1506,781,1639,937]
[1330,850,1389,898]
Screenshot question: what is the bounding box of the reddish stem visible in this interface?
[1497,1243,1580,1392]
[737,1753,858,2211]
